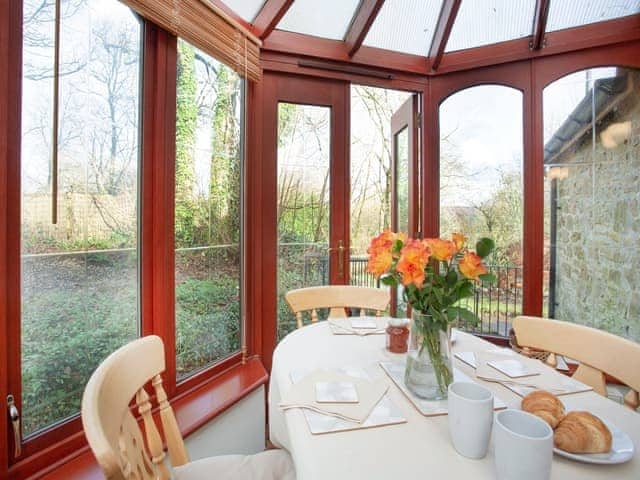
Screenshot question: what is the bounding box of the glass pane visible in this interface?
[175,40,242,379]
[277,0,361,40]
[396,127,410,234]
[277,103,331,339]
[543,67,640,342]
[547,0,640,32]
[364,0,443,56]
[439,86,524,337]
[445,0,537,52]
[220,0,266,22]
[21,0,141,436]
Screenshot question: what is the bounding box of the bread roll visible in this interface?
[521,390,565,428]
[554,412,612,454]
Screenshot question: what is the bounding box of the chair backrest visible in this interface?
[512,316,640,409]
[285,285,390,329]
[81,335,189,480]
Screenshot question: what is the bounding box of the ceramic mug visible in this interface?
[447,381,494,459]
[494,409,554,480]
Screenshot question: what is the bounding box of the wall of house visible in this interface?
[553,73,640,341]
[185,386,266,460]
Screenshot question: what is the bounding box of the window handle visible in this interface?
[7,395,22,458]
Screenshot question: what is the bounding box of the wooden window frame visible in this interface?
[0,6,259,477]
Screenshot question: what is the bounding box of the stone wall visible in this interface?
[552,71,640,341]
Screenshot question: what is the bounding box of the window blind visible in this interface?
[119,0,262,81]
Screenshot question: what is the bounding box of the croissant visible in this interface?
[521,390,565,428]
[554,412,612,454]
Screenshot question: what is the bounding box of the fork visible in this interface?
[278,402,361,423]
[478,376,567,394]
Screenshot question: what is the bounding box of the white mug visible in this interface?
[447,381,494,459]
[494,409,554,480]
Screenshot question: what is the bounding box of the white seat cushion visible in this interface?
[174,449,295,480]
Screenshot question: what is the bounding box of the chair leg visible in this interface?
[573,364,607,397]
[624,389,639,410]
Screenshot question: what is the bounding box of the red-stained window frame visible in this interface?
[0,5,256,477]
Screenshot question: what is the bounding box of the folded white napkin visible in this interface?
[280,370,388,423]
[327,317,387,335]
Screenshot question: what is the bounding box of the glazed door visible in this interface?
[264,74,350,341]
[390,94,420,315]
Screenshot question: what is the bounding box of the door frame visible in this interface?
[258,72,350,370]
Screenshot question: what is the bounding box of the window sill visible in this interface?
[30,358,268,480]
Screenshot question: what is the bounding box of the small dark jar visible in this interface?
[386,319,410,354]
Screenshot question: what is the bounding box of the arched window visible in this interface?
[439,85,524,337]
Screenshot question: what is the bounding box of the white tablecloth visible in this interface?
[269,322,640,480]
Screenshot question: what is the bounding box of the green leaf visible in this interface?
[392,239,403,254]
[475,237,496,258]
[457,281,475,299]
[449,306,479,325]
[479,273,496,284]
[446,270,457,287]
[381,275,397,286]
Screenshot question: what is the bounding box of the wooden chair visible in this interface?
[81,335,295,480]
[285,285,390,329]
[512,316,640,409]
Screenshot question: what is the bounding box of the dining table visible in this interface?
[268,320,640,480]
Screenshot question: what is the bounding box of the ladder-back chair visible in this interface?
[81,335,295,479]
[285,285,390,329]
[512,316,640,410]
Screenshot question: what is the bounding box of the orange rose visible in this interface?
[459,252,488,281]
[366,248,393,278]
[452,232,467,252]
[367,229,407,255]
[425,238,457,262]
[396,239,430,288]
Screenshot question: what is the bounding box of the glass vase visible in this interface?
[404,311,453,400]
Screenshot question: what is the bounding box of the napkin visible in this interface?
[328,317,387,335]
[475,351,542,379]
[280,370,388,423]
[474,351,592,397]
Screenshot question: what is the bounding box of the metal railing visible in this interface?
[303,254,522,338]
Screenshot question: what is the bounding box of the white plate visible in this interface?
[553,418,635,464]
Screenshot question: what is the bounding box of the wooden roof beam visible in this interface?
[345,0,386,57]
[253,0,294,40]
[428,0,461,71]
[531,0,551,50]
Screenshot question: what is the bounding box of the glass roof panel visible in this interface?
[220,0,266,23]
[363,0,443,56]
[546,0,640,32]
[277,0,362,40]
[445,0,537,52]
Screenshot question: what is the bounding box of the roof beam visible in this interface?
[428,0,461,71]
[345,0,386,57]
[531,0,551,50]
[252,0,294,40]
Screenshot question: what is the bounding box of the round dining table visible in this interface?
[268,321,640,480]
